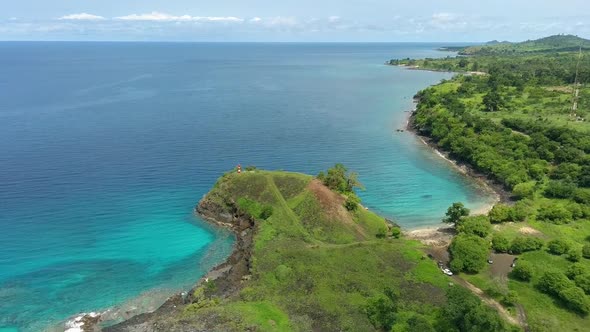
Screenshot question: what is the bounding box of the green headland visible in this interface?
[106,167,514,331]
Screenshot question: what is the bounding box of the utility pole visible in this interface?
[571,46,582,118]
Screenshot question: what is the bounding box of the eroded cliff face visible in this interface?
[195,192,256,297]
[100,190,258,332]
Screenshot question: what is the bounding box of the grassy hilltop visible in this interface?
[390,34,590,332]
[111,167,515,331]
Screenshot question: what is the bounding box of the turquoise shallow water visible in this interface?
[0,42,494,330]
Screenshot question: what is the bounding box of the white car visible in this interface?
[442,268,453,276]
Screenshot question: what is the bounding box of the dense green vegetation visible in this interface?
[459,35,590,55]
[161,168,513,331]
[398,34,590,331]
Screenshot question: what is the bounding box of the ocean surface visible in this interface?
[0,42,495,331]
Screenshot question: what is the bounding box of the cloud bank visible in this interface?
[114,12,243,23]
[58,13,106,21]
[2,11,590,42]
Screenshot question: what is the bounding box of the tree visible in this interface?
[441,286,507,332]
[456,216,492,238]
[510,236,544,254]
[482,90,504,112]
[583,244,590,259]
[544,180,577,199]
[574,188,590,204]
[512,181,536,199]
[566,263,587,280]
[344,194,360,211]
[574,273,590,295]
[567,247,583,262]
[492,234,510,253]
[537,271,570,296]
[489,204,511,223]
[398,315,435,332]
[511,261,534,281]
[463,304,506,332]
[443,202,470,224]
[559,286,590,314]
[547,239,571,255]
[458,58,469,68]
[365,288,399,331]
[537,203,573,224]
[449,234,489,273]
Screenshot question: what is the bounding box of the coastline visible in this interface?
[405,103,511,205]
[401,101,509,249]
[69,200,255,332]
[71,62,504,332]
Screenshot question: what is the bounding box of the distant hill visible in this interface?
[459,34,590,55]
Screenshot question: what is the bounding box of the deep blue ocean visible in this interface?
[0,42,494,331]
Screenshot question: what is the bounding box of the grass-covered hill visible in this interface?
[391,35,590,332]
[108,167,514,332]
[459,35,590,55]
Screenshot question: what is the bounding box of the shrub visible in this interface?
[449,234,489,273]
[537,271,570,296]
[559,286,590,314]
[502,290,518,306]
[390,227,401,239]
[344,194,361,211]
[365,288,398,331]
[547,239,571,255]
[456,215,492,238]
[544,180,576,199]
[513,181,536,199]
[376,227,388,239]
[583,244,590,259]
[237,198,273,220]
[406,315,434,332]
[489,204,512,223]
[511,261,534,281]
[510,237,544,254]
[510,200,532,221]
[566,263,587,280]
[567,247,583,262]
[259,205,274,220]
[574,188,590,204]
[492,234,511,253]
[574,273,590,295]
[537,203,573,224]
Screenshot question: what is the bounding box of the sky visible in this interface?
[1,0,590,42]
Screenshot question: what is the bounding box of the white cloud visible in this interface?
[264,16,298,27]
[249,17,262,23]
[328,16,341,23]
[115,12,192,21]
[59,13,105,21]
[114,12,243,23]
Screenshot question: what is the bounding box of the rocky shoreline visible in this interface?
[73,194,257,332]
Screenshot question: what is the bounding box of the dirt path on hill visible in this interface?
[452,276,528,330]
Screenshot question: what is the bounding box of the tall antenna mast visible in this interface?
[571,45,582,118]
